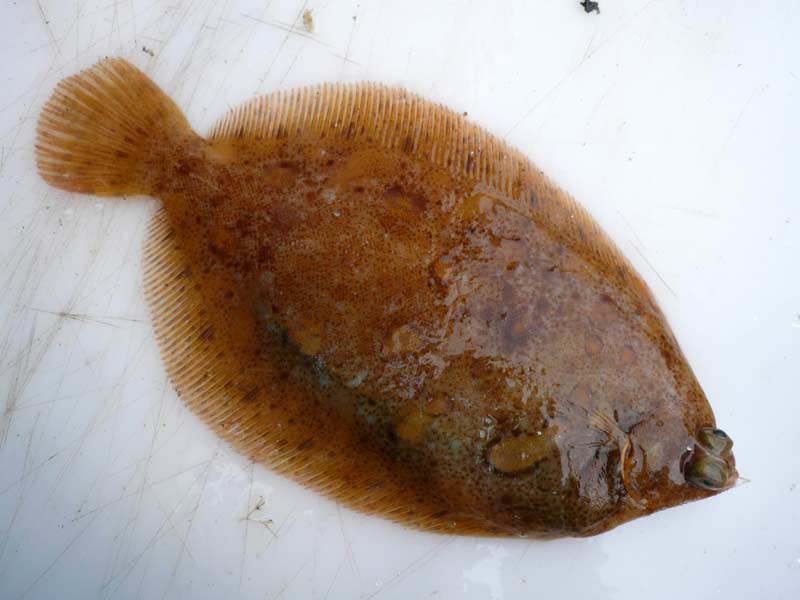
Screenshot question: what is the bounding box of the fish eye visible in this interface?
[697,427,733,457]
[685,455,729,490]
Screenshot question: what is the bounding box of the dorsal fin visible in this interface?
[207,83,659,312]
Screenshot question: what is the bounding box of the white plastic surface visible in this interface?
[1,1,798,598]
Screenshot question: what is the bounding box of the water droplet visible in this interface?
[487,434,550,474]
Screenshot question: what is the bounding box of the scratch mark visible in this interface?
[584,81,616,128]
[0,448,59,498]
[238,461,255,593]
[129,0,138,44]
[75,0,80,62]
[336,505,361,584]
[504,0,661,137]
[662,205,720,221]
[253,1,308,93]
[109,378,171,595]
[244,15,324,45]
[160,453,215,600]
[631,244,677,299]
[582,30,599,62]
[17,512,102,599]
[152,494,197,565]
[514,540,535,566]
[0,412,40,569]
[271,560,309,600]
[278,47,304,86]
[71,459,213,522]
[0,48,61,176]
[27,307,144,328]
[45,335,150,508]
[365,537,454,599]
[617,211,647,249]
[100,465,207,598]
[721,84,767,151]
[35,0,61,58]
[1,321,36,449]
[322,553,347,600]
[339,12,359,79]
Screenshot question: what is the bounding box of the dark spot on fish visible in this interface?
[242,387,260,403]
[385,185,427,210]
[296,438,315,451]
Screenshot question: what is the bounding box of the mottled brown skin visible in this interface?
[36,59,737,537]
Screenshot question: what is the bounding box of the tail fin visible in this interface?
[36,58,193,197]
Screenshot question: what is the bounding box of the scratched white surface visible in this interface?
[0,1,798,599]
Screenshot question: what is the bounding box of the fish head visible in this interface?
[621,412,738,513]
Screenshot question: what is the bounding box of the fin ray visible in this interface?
[36,58,194,197]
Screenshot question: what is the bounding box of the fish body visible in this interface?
[36,59,737,537]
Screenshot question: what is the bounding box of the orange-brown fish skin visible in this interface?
[148,131,736,536]
[36,59,736,538]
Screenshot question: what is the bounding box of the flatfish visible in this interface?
[35,58,737,537]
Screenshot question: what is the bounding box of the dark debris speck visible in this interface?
[581,1,600,14]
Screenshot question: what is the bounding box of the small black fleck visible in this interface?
[580,1,600,14]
